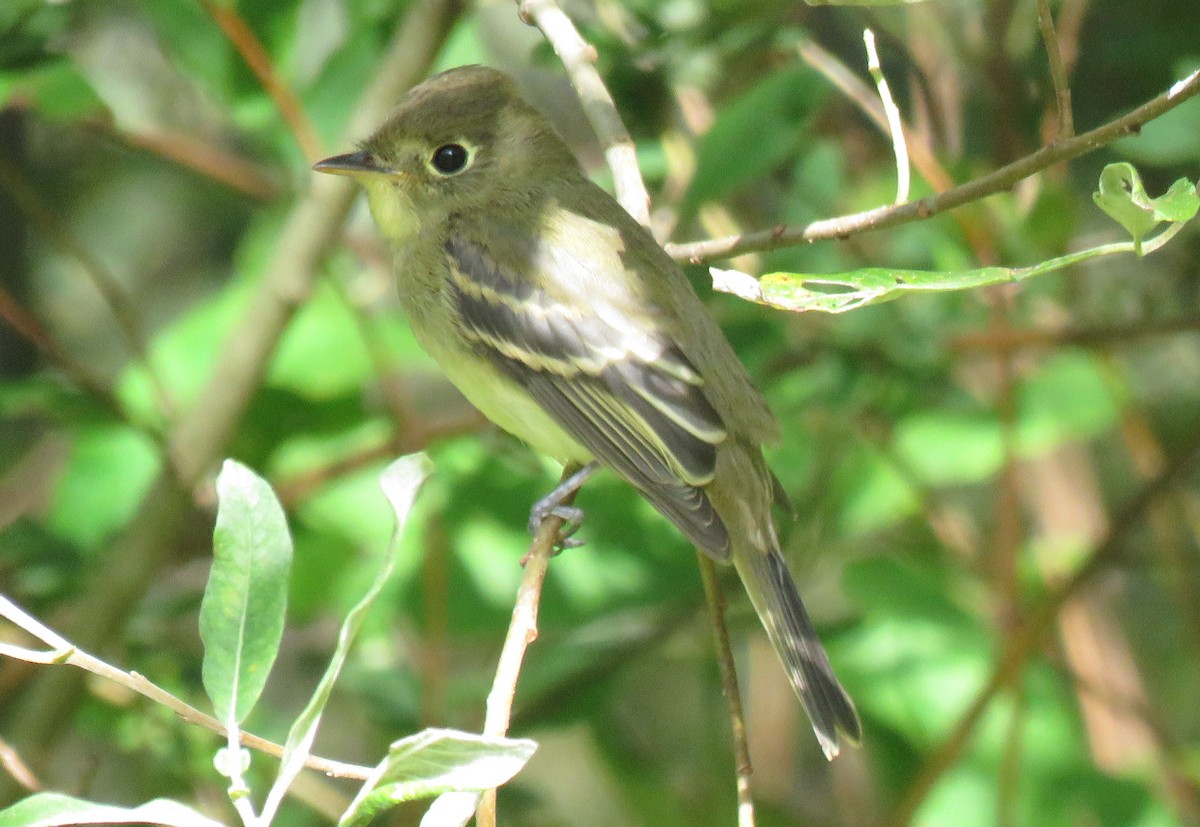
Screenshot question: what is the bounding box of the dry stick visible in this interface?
[885,422,1200,827]
[0,595,371,780]
[697,554,756,827]
[1036,0,1075,140]
[795,36,997,265]
[666,69,1200,264]
[517,0,651,227]
[200,0,324,162]
[796,37,954,194]
[863,29,911,205]
[85,119,281,201]
[475,475,575,827]
[0,737,39,793]
[5,0,467,767]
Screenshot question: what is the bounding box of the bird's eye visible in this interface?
[431,143,470,175]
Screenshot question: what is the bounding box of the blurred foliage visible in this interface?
[2,1,1200,826]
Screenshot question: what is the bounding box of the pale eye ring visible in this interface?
[431,143,469,175]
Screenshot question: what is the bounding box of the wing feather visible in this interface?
[445,236,732,557]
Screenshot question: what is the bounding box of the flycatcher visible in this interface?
[315,64,860,758]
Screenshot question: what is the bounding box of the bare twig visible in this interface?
[697,554,756,827]
[0,737,40,792]
[83,118,281,201]
[516,0,651,226]
[0,595,372,780]
[475,469,577,827]
[1037,0,1075,139]
[796,37,954,194]
[886,420,1200,827]
[665,69,1200,264]
[863,29,910,205]
[200,0,324,161]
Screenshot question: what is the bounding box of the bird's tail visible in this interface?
[732,545,861,760]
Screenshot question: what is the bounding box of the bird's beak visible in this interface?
[312,151,388,177]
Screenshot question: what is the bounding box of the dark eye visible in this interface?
[431,143,469,174]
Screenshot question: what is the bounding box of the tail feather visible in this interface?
[733,546,861,759]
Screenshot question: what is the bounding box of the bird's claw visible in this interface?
[528,502,586,552]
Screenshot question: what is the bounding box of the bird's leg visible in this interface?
[528,461,600,551]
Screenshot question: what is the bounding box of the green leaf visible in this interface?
[339,729,538,827]
[0,793,224,827]
[1092,162,1199,252]
[199,460,293,724]
[258,455,432,825]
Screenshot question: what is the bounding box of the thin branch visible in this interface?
[795,35,998,262]
[0,737,40,792]
[0,595,372,780]
[697,554,756,827]
[475,468,578,827]
[665,69,1200,264]
[796,38,954,194]
[83,118,281,201]
[863,29,911,205]
[200,0,324,162]
[516,0,651,226]
[886,419,1200,827]
[1037,0,1075,139]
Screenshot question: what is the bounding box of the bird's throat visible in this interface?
[364,178,420,247]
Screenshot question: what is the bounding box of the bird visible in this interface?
[314,64,860,758]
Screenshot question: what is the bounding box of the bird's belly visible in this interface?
[431,343,592,465]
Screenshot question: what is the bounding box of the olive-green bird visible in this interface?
[315,65,860,758]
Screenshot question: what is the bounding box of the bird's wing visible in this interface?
[444,235,732,558]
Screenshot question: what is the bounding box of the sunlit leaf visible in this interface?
[0,794,224,827]
[199,460,293,724]
[259,455,432,824]
[339,729,537,827]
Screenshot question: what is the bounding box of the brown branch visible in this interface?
[475,468,578,827]
[886,419,1200,827]
[697,554,756,827]
[0,595,371,781]
[86,118,281,201]
[796,37,955,196]
[516,0,651,226]
[1037,0,1075,140]
[200,0,324,162]
[665,69,1200,264]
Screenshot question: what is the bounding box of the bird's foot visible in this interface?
[526,462,600,554]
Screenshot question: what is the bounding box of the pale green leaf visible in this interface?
[259,455,432,824]
[339,729,537,827]
[199,460,293,724]
[0,794,223,827]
